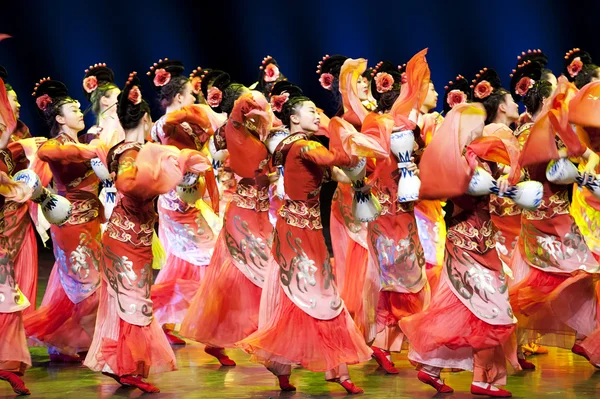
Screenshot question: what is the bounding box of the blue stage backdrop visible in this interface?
[1,0,600,136]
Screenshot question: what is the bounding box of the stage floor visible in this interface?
[3,249,599,398]
[7,345,600,398]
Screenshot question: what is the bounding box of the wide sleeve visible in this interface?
[298,139,353,168]
[390,48,430,124]
[163,104,227,138]
[419,103,486,200]
[0,171,32,202]
[228,92,272,142]
[520,76,585,167]
[116,143,212,199]
[36,138,105,164]
[328,113,393,160]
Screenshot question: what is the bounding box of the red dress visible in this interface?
[3,126,39,317]
[150,105,220,326]
[180,95,270,348]
[0,149,31,375]
[84,142,205,377]
[238,132,372,373]
[368,151,430,352]
[24,134,103,356]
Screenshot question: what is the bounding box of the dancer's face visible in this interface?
[422,82,438,111]
[179,82,196,107]
[57,101,85,133]
[357,76,369,101]
[291,101,320,133]
[592,67,600,83]
[7,90,20,119]
[501,93,520,122]
[545,73,558,93]
[102,87,120,115]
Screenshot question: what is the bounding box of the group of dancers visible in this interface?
[1,46,600,397]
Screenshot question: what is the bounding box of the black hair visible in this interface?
[371,61,402,113]
[147,59,187,111]
[119,100,150,130]
[256,56,286,98]
[270,81,311,127]
[574,64,600,89]
[317,55,348,111]
[33,79,77,137]
[117,73,151,130]
[523,80,552,116]
[5,83,13,92]
[374,91,400,113]
[481,89,510,125]
[281,95,312,127]
[44,97,79,137]
[157,75,189,110]
[221,83,248,115]
[443,75,471,114]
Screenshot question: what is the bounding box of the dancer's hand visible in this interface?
[332,167,351,184]
[581,172,596,186]
[497,175,510,197]
[584,151,600,175]
[407,157,419,176]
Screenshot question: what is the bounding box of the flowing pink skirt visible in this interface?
[23,284,98,355]
[151,254,207,326]
[84,283,177,378]
[237,288,372,372]
[180,232,262,348]
[509,266,597,348]
[13,224,37,317]
[0,312,30,375]
[401,280,515,354]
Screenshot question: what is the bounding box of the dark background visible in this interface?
[2,0,600,135]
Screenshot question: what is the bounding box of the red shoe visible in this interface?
[277,375,296,391]
[572,344,590,361]
[0,371,31,395]
[49,353,82,363]
[417,370,454,393]
[471,383,512,397]
[339,379,364,394]
[204,346,236,366]
[371,346,399,374]
[119,376,160,393]
[102,372,131,386]
[164,330,186,346]
[518,357,536,370]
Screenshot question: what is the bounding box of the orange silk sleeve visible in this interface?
[115,144,213,200]
[0,171,32,202]
[37,139,103,164]
[391,48,430,124]
[299,140,352,168]
[164,104,227,137]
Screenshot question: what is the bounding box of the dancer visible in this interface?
[81,63,124,221]
[0,65,40,316]
[148,59,221,344]
[366,52,431,374]
[24,78,103,363]
[510,69,600,368]
[567,55,600,368]
[318,56,379,343]
[0,79,34,395]
[401,69,522,397]
[180,78,274,366]
[85,72,213,392]
[238,83,371,394]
